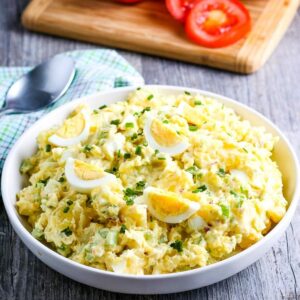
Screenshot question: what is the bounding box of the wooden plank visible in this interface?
[21,0,299,74]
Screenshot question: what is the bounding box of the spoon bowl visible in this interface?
[1,55,75,116]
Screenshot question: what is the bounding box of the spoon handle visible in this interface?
[0,108,15,117]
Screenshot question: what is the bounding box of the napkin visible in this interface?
[0,49,144,170]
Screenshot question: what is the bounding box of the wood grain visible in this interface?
[1,0,300,299]
[21,0,299,74]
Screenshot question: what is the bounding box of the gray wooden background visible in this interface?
[0,1,299,299]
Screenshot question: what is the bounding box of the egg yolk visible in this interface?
[74,160,105,180]
[56,112,86,138]
[150,119,182,147]
[148,190,190,216]
[180,103,205,126]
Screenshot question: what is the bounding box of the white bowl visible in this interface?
[2,85,299,294]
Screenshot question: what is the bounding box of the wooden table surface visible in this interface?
[0,1,299,299]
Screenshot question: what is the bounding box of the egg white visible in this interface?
[48,109,91,147]
[144,187,200,224]
[144,114,189,156]
[65,158,116,193]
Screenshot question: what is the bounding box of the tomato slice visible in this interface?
[165,0,196,23]
[185,0,251,48]
[115,0,143,3]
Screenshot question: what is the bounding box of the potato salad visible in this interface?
[17,88,287,275]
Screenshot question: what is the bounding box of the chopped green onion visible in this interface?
[124,153,131,160]
[120,224,127,234]
[67,200,73,206]
[141,107,151,114]
[220,204,230,218]
[162,120,169,124]
[93,109,99,114]
[125,122,134,128]
[45,144,51,152]
[184,91,191,95]
[137,87,141,91]
[38,177,50,186]
[110,119,120,126]
[192,185,207,193]
[243,148,248,153]
[147,94,154,101]
[135,146,142,156]
[131,133,138,140]
[83,144,93,153]
[189,125,198,131]
[136,181,146,190]
[61,227,72,236]
[158,157,166,160]
[170,240,183,252]
[194,100,202,106]
[99,105,107,110]
[217,168,226,177]
[63,207,70,213]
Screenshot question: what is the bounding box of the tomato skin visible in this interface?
[115,0,143,3]
[165,0,196,23]
[185,0,251,48]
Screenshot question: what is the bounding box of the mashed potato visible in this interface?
[17,88,287,275]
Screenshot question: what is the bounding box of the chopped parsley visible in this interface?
[220,204,230,218]
[110,119,120,126]
[184,91,191,95]
[61,227,72,236]
[154,149,160,156]
[217,168,226,177]
[162,120,169,124]
[170,240,183,253]
[125,122,134,128]
[67,200,73,206]
[135,145,142,156]
[192,185,207,193]
[194,100,202,106]
[99,105,107,110]
[124,152,131,160]
[147,94,154,101]
[123,187,143,205]
[45,144,52,152]
[93,109,99,114]
[143,141,148,147]
[188,125,198,131]
[63,207,70,213]
[137,87,141,91]
[120,224,127,234]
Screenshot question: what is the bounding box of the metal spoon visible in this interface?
[0,55,76,117]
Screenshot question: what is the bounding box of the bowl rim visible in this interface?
[2,84,300,280]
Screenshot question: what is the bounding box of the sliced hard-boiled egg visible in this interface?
[144,115,189,155]
[48,109,91,147]
[177,102,204,126]
[65,158,116,193]
[230,169,249,184]
[144,187,200,224]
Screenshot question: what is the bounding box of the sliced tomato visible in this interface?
[185,0,251,48]
[165,0,196,23]
[115,0,143,3]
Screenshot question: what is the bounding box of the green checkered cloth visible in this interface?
[0,49,144,170]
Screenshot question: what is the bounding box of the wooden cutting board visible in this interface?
[22,0,299,74]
